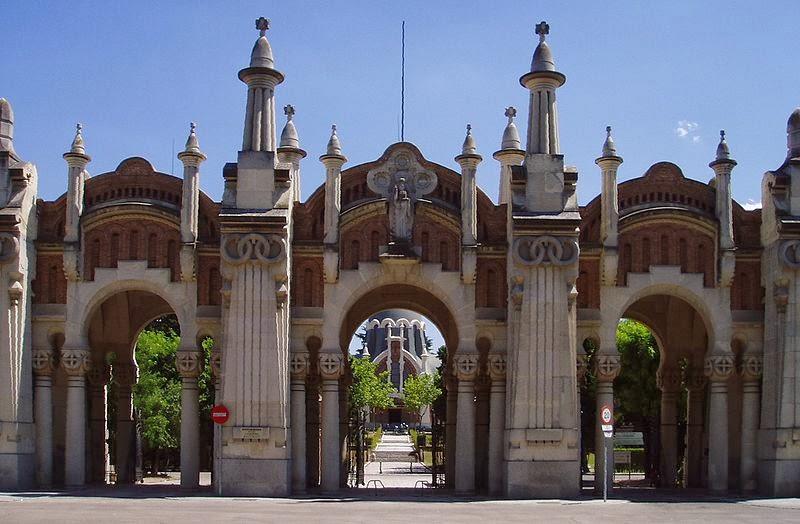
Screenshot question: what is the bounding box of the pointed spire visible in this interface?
[500,107,522,150]
[601,126,617,157]
[279,104,300,149]
[531,21,556,73]
[249,16,275,68]
[462,124,477,155]
[184,122,201,154]
[326,124,343,156]
[69,123,86,155]
[0,98,15,156]
[715,130,731,161]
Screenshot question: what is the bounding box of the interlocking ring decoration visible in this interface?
[176,350,202,378]
[513,236,579,267]
[740,354,763,381]
[594,354,621,382]
[487,353,507,381]
[60,349,91,377]
[779,240,800,269]
[704,354,735,382]
[290,352,309,379]
[31,349,56,377]
[221,233,286,266]
[0,233,20,264]
[318,353,343,380]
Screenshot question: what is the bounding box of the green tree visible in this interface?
[402,373,442,427]
[348,355,396,413]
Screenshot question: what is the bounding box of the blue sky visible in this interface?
[4,2,798,208]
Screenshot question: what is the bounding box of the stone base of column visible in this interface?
[505,459,580,498]
[757,429,800,497]
[217,457,291,496]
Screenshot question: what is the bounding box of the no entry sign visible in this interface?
[600,404,613,438]
[211,404,230,425]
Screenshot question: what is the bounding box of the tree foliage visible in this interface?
[348,355,396,412]
[402,373,442,424]
[614,319,660,424]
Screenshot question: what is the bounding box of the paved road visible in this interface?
[2,491,799,523]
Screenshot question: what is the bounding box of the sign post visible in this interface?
[600,404,613,502]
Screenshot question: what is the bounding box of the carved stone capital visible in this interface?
[290,352,310,380]
[175,350,203,379]
[740,353,763,382]
[221,233,286,266]
[60,348,91,377]
[512,235,579,267]
[31,349,56,377]
[779,240,800,269]
[318,353,344,380]
[452,354,479,381]
[113,362,139,386]
[487,353,507,382]
[87,361,111,386]
[576,353,589,384]
[704,354,735,382]
[594,353,621,382]
[0,233,20,265]
[210,349,222,379]
[684,366,707,392]
[656,367,682,393]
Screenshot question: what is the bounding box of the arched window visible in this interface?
[679,238,688,271]
[129,230,139,260]
[147,233,158,267]
[370,230,381,261]
[48,265,60,303]
[421,231,430,262]
[642,238,651,271]
[440,240,449,270]
[350,239,360,269]
[303,267,314,306]
[660,234,669,265]
[208,267,221,306]
[487,268,498,307]
[167,239,177,278]
[110,233,120,266]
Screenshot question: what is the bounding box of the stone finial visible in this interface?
[184,122,201,154]
[500,107,522,150]
[249,17,275,68]
[461,124,477,155]
[535,21,549,43]
[325,124,343,156]
[716,130,730,160]
[787,108,800,159]
[70,123,86,155]
[531,21,556,72]
[0,98,15,155]
[178,122,206,164]
[709,129,736,169]
[601,125,617,157]
[279,104,300,149]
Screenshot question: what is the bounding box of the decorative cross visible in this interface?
[505,106,517,123]
[719,129,726,141]
[606,125,612,138]
[256,17,270,36]
[284,104,295,120]
[190,122,196,133]
[535,21,549,42]
[466,123,472,134]
[76,123,82,134]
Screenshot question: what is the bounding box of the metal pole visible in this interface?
[603,437,608,502]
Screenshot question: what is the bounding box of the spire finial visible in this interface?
[461,123,477,155]
[535,21,549,43]
[500,106,522,150]
[70,122,86,155]
[284,104,295,121]
[325,123,343,157]
[183,121,202,155]
[279,105,301,149]
[715,128,731,161]
[601,125,617,157]
[256,17,270,37]
[505,106,517,124]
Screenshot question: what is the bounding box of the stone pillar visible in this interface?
[739,353,762,492]
[318,353,343,493]
[61,348,90,487]
[593,353,620,494]
[290,353,309,493]
[87,361,111,484]
[31,349,56,487]
[453,354,478,493]
[306,375,321,488]
[178,122,206,283]
[657,366,681,487]
[210,347,222,491]
[445,375,457,488]
[493,107,525,206]
[596,127,622,286]
[487,353,507,495]
[320,126,346,283]
[705,354,734,493]
[684,366,706,488]
[113,362,137,484]
[176,349,202,489]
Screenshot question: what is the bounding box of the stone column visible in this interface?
[739,353,762,492]
[684,365,706,488]
[290,353,309,494]
[176,349,202,489]
[113,362,137,484]
[177,123,206,283]
[210,347,222,491]
[657,366,681,487]
[453,354,478,493]
[576,344,589,483]
[61,347,90,486]
[31,349,56,487]
[705,354,734,493]
[318,353,343,493]
[87,361,111,484]
[593,353,620,494]
[487,353,507,495]
[445,375,457,488]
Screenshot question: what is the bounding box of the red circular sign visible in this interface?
[211,404,229,425]
[601,405,613,424]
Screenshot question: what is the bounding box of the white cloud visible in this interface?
[743,199,762,211]
[675,120,701,143]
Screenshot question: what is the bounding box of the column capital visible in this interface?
[32,348,57,377]
[61,348,91,377]
[210,349,222,380]
[487,353,507,382]
[740,353,763,382]
[704,354,735,382]
[684,365,707,392]
[318,352,344,380]
[576,353,589,385]
[87,361,111,386]
[176,350,203,379]
[656,367,682,393]
[594,353,621,382]
[113,361,139,386]
[290,352,310,380]
[453,353,479,381]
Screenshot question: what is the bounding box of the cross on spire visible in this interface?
[535,21,549,43]
[505,106,517,123]
[284,104,295,121]
[255,17,270,37]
